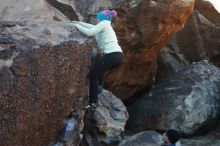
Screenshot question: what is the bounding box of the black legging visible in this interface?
[89,52,123,103]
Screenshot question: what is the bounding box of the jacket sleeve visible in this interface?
[78,21,95,28]
[76,22,105,37]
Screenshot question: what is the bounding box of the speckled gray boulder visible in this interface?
[128,60,220,135]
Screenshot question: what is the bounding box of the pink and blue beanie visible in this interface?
[97,10,117,21]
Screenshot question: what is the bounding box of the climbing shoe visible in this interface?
[84,103,97,110]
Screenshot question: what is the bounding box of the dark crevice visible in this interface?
[210,53,220,68]
[0,21,26,27]
[123,86,151,106]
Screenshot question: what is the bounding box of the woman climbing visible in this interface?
[72,10,123,109]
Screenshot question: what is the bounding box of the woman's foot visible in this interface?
[84,102,97,110]
[98,85,103,93]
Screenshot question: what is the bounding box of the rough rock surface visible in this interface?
[181,135,220,146]
[118,131,163,146]
[0,0,92,146]
[127,60,220,135]
[181,121,220,146]
[46,0,195,100]
[104,0,195,100]
[81,89,129,146]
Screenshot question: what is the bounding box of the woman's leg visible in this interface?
[89,59,102,104]
[89,52,123,104]
[98,52,124,84]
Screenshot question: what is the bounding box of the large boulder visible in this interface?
[94,90,129,143]
[81,89,129,146]
[0,0,92,146]
[46,0,195,100]
[127,60,220,135]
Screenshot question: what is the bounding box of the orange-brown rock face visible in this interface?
[104,0,195,99]
[48,0,195,100]
[155,0,220,82]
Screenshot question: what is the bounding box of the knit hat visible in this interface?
[166,129,180,144]
[97,10,117,21]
